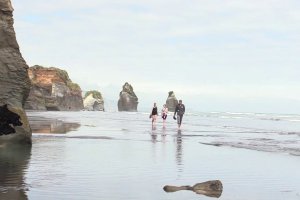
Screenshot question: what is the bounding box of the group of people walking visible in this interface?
[150,100,185,129]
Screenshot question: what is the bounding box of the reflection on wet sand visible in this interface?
[150,124,157,143]
[151,133,158,143]
[150,127,183,171]
[161,127,166,142]
[0,145,31,200]
[150,125,167,143]
[28,116,80,134]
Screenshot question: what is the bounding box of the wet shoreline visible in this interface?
[1,111,298,200]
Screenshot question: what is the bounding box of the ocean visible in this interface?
[1,111,300,200]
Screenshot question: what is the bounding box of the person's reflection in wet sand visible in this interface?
[151,125,157,143]
[0,145,31,200]
[175,129,183,172]
[161,126,167,143]
[151,133,158,143]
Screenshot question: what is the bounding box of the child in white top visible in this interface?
[161,104,168,126]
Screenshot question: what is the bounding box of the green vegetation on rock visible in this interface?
[55,68,71,82]
[67,82,81,92]
[85,90,103,99]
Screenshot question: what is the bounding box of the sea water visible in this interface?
[1,111,300,200]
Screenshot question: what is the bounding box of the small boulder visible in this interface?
[163,180,223,198]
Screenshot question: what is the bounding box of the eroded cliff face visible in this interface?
[166,91,178,112]
[118,82,138,112]
[0,0,32,144]
[25,65,84,111]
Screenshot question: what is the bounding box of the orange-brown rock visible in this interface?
[25,65,84,111]
[28,67,66,87]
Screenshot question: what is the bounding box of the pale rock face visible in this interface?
[84,93,104,111]
[0,0,32,144]
[166,91,178,112]
[118,82,138,112]
[52,83,67,98]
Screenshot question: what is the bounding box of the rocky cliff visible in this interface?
[24,65,84,111]
[166,91,178,112]
[118,82,138,112]
[83,90,104,111]
[0,0,31,144]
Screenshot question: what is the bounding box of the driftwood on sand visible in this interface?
[163,180,223,198]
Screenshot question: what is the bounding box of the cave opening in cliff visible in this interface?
[0,104,23,136]
[45,106,60,111]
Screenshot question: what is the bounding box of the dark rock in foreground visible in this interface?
[118,82,138,112]
[163,180,223,198]
[83,90,104,111]
[24,65,84,111]
[0,0,31,145]
[166,91,178,112]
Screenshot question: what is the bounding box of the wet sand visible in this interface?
[1,111,300,200]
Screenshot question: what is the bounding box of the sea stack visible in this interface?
[166,91,178,112]
[83,90,104,111]
[118,82,138,112]
[24,65,84,111]
[0,0,32,144]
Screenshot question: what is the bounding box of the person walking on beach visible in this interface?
[161,104,168,126]
[150,102,158,126]
[173,100,185,129]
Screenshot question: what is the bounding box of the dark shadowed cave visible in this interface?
[0,104,23,135]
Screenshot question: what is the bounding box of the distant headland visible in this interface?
[24,66,179,112]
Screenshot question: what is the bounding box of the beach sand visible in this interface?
[1,111,300,200]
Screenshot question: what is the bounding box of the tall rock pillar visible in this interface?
[166,91,178,112]
[0,0,32,144]
[118,82,138,112]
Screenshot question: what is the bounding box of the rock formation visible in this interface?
[24,65,84,111]
[83,90,104,111]
[0,0,32,144]
[166,91,178,112]
[118,82,138,112]
[163,180,223,198]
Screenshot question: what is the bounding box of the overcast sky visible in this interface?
[12,0,300,113]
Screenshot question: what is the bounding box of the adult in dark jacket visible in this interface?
[173,100,185,129]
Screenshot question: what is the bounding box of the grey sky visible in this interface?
[13,0,300,113]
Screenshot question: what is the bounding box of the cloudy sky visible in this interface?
[13,0,300,113]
